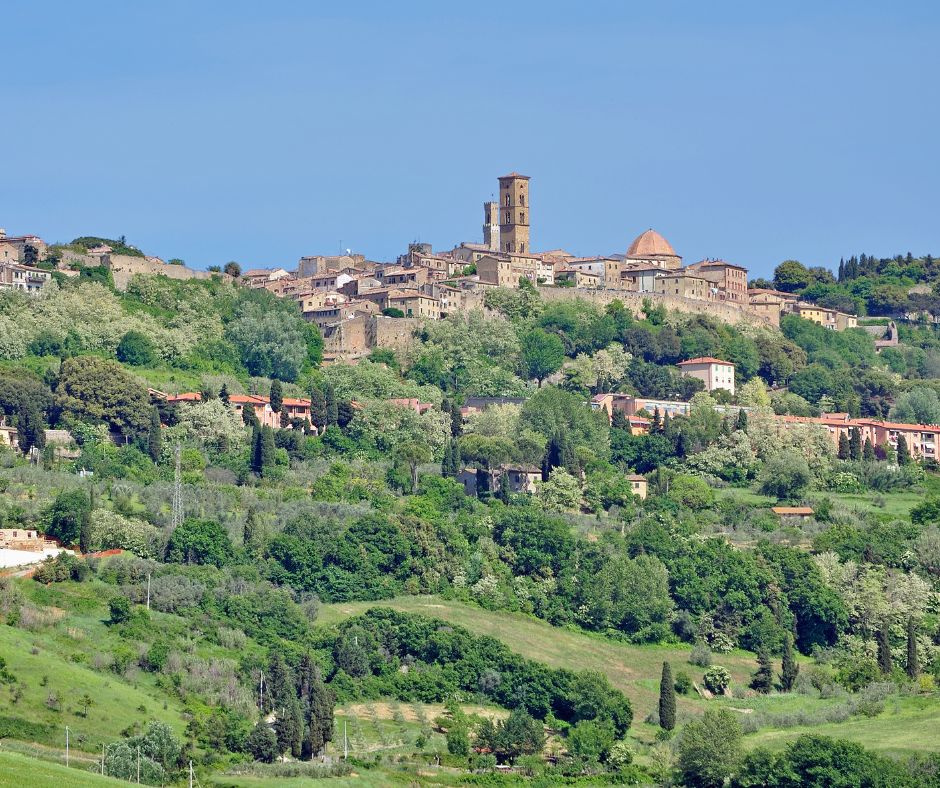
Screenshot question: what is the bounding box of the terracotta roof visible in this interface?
[772,506,814,515]
[627,229,677,259]
[626,473,647,481]
[498,172,530,180]
[678,357,731,366]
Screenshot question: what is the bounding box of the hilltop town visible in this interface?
[2,178,940,787]
[2,172,873,366]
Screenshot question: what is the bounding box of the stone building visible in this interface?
[653,272,712,300]
[625,229,682,270]
[498,173,530,254]
[686,259,749,304]
[483,201,499,251]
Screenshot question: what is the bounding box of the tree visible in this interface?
[116,330,156,366]
[394,441,432,492]
[906,618,919,680]
[218,383,230,404]
[309,386,327,429]
[324,382,338,427]
[677,708,743,788]
[890,386,940,425]
[773,260,811,293]
[224,261,242,277]
[165,518,234,567]
[46,489,91,545]
[837,432,850,460]
[750,651,773,694]
[541,428,577,479]
[23,244,39,266]
[758,450,811,500]
[269,378,283,415]
[520,329,565,387]
[658,662,676,731]
[302,669,335,759]
[876,624,892,675]
[56,356,151,439]
[863,437,875,461]
[735,407,748,432]
[567,719,616,765]
[247,721,278,763]
[16,400,45,453]
[108,595,131,624]
[848,427,862,461]
[477,708,545,764]
[896,435,911,466]
[275,695,304,758]
[147,407,162,462]
[702,666,731,695]
[780,634,799,692]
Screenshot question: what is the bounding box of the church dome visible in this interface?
[627,229,677,259]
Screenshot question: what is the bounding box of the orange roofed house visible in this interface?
[677,357,735,396]
[164,392,311,429]
[776,413,940,461]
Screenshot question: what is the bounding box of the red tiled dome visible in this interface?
[627,229,677,258]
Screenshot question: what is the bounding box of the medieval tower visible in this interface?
[498,172,530,254]
[482,201,499,251]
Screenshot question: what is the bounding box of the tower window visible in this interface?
[520,195,525,206]
[520,211,525,223]
[504,195,510,206]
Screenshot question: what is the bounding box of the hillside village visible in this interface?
[2,181,940,786]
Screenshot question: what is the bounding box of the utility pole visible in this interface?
[137,745,140,783]
[189,761,194,788]
[259,669,264,712]
[343,720,348,760]
[172,442,183,529]
[65,726,69,767]
[101,743,105,775]
[146,573,151,610]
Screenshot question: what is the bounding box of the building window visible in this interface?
[520,195,525,206]
[519,211,525,223]
[504,194,510,206]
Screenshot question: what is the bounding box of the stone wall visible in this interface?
[369,315,421,351]
[536,286,774,327]
[105,255,218,290]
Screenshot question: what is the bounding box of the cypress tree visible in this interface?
[675,431,687,458]
[450,438,462,476]
[837,432,850,460]
[260,426,276,474]
[497,471,511,504]
[269,378,283,415]
[267,652,293,711]
[16,399,45,453]
[849,427,862,461]
[780,634,799,692]
[877,624,892,675]
[324,382,338,427]
[897,435,911,466]
[275,695,304,758]
[658,661,676,731]
[242,402,260,428]
[243,508,261,554]
[250,425,263,474]
[735,408,748,432]
[309,385,327,429]
[449,398,462,437]
[906,618,919,680]
[863,437,875,461]
[79,498,93,555]
[611,410,628,430]
[302,669,335,759]
[750,650,774,694]
[651,407,662,434]
[219,383,230,404]
[441,440,453,478]
[147,407,163,463]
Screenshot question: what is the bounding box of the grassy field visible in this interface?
[746,695,940,757]
[0,750,124,787]
[317,595,759,720]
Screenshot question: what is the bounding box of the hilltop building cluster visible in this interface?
[2,172,864,362]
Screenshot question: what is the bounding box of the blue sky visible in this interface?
[3,1,938,277]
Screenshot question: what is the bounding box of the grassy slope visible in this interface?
[0,750,124,788]
[317,595,758,719]
[0,580,193,749]
[318,596,940,757]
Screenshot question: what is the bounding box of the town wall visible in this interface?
[535,286,774,327]
[105,255,218,290]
